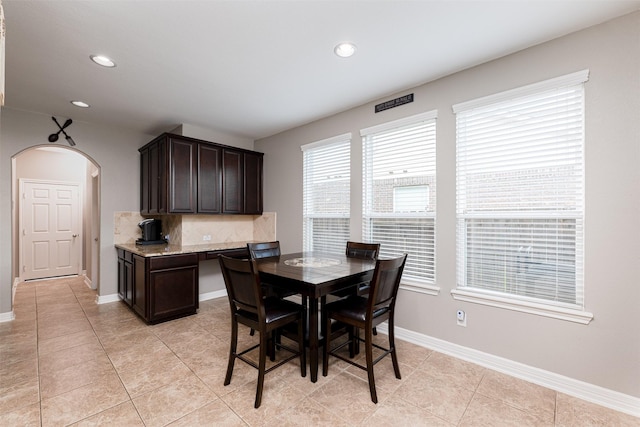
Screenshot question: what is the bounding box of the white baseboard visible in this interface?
[199,289,227,302]
[0,310,15,323]
[95,293,121,305]
[12,277,20,304]
[376,323,640,418]
[96,290,228,305]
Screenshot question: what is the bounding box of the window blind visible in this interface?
[302,134,351,255]
[454,72,587,307]
[362,112,437,285]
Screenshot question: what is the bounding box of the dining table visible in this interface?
[256,251,376,382]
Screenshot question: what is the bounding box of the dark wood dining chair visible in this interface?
[247,241,297,298]
[328,242,380,301]
[246,241,299,338]
[248,240,316,355]
[322,254,407,404]
[345,241,380,260]
[345,241,380,295]
[247,241,281,260]
[219,255,306,408]
[334,241,381,339]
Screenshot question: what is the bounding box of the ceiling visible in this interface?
[3,1,639,141]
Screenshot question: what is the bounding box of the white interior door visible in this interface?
[21,180,81,280]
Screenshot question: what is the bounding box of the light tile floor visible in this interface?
[1,276,638,426]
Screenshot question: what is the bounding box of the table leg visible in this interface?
[308,295,319,382]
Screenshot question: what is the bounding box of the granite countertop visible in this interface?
[115,240,254,257]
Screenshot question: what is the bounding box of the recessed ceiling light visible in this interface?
[71,100,90,108]
[334,42,356,58]
[90,54,116,68]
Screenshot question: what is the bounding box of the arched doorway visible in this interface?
[11,145,101,300]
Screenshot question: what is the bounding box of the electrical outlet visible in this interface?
[456,310,467,327]
[202,234,212,241]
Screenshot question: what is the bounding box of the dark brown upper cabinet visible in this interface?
[140,133,263,215]
[140,138,165,215]
[222,149,243,214]
[197,143,222,214]
[243,150,263,214]
[168,138,197,213]
[222,149,263,214]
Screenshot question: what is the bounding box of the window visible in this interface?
[362,112,437,292]
[302,134,351,255]
[453,70,592,323]
[394,185,430,213]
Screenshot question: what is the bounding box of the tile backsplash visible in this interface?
[113,212,276,245]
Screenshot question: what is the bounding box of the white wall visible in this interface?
[0,108,152,313]
[0,110,259,314]
[255,12,640,399]
[171,123,254,151]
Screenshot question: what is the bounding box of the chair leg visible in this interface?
[348,326,356,358]
[268,331,276,361]
[303,296,310,347]
[364,326,378,404]
[224,319,239,386]
[255,330,268,408]
[322,313,331,376]
[250,328,255,336]
[298,316,306,378]
[372,327,377,336]
[320,296,326,345]
[388,318,401,379]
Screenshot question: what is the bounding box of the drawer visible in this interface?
[202,248,249,260]
[149,253,199,271]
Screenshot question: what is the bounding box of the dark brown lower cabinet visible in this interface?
[118,250,199,324]
[117,249,133,306]
[132,254,147,319]
[147,254,199,323]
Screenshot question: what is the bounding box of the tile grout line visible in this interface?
[71,281,148,426]
[39,279,142,426]
[34,283,43,427]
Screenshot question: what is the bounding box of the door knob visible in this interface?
[72,234,78,238]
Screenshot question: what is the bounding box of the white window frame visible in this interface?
[301,133,351,255]
[361,111,438,296]
[452,70,593,324]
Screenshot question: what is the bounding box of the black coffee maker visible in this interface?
[136,219,166,245]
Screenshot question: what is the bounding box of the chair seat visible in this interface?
[238,297,302,325]
[326,295,389,322]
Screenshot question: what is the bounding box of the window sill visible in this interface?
[400,282,440,296]
[450,288,593,324]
